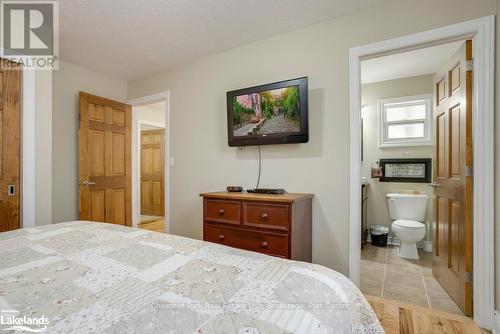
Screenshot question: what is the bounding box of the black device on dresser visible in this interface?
[246,188,286,195]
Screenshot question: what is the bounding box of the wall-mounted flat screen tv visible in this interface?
[227,77,308,147]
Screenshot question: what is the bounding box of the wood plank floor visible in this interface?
[138,219,165,233]
[366,295,488,334]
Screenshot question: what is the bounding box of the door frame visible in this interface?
[128,92,171,233]
[348,16,494,329]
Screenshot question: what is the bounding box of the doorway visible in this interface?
[348,16,494,329]
[77,92,170,231]
[359,40,470,316]
[137,102,166,232]
[78,92,132,226]
[129,93,170,234]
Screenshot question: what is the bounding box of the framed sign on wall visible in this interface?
[379,158,432,183]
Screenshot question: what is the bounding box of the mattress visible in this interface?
[0,221,382,333]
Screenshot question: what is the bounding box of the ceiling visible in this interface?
[59,0,385,81]
[361,41,463,84]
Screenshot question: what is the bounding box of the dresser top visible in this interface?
[200,191,314,203]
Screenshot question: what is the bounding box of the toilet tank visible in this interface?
[387,193,428,221]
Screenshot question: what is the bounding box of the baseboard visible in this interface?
[493,310,500,334]
[366,235,432,251]
[367,234,400,246]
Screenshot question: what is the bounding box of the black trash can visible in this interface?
[370,225,389,247]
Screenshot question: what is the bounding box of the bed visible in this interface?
[0,222,382,333]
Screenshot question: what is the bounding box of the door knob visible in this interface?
[81,180,96,186]
[429,182,440,188]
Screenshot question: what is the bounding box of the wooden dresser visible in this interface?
[200,192,314,261]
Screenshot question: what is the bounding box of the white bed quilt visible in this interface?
[0,222,382,333]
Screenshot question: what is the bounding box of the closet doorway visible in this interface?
[140,125,165,232]
[134,101,168,233]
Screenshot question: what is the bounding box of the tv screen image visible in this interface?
[227,77,308,146]
[232,86,301,137]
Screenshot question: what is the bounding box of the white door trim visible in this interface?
[128,92,171,233]
[348,16,494,329]
[22,69,36,228]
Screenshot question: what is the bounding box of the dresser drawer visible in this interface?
[204,224,289,258]
[242,202,289,231]
[204,199,241,225]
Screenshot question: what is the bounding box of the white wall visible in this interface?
[34,70,53,225]
[361,75,434,240]
[127,0,496,275]
[51,61,127,223]
[495,0,500,312]
[137,103,165,125]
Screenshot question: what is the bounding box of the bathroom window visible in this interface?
[378,94,433,147]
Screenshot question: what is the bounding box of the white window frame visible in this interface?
[378,94,433,147]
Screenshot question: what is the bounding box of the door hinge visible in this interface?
[466,272,473,283]
[466,59,474,71]
[465,166,473,177]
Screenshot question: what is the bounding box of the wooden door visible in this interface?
[432,40,473,316]
[140,129,164,217]
[79,92,132,226]
[0,61,21,231]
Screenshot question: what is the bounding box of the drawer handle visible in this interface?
[260,241,268,249]
[261,213,269,219]
[218,209,225,215]
[218,234,225,241]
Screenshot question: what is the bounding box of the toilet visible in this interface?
[387,193,428,260]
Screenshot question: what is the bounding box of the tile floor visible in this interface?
[360,243,464,315]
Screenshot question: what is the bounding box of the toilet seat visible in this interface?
[393,219,425,229]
